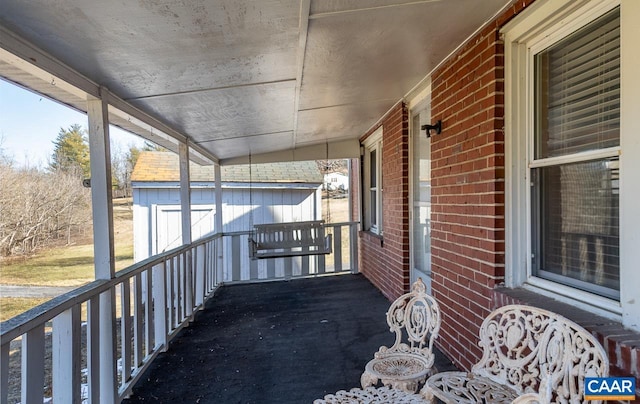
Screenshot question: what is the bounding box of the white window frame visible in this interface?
[363,126,383,235]
[503,0,640,331]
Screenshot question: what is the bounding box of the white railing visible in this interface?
[1,233,221,404]
[0,222,359,403]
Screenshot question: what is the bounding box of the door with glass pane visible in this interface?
[410,101,432,291]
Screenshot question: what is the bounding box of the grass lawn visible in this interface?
[0,243,134,287]
[0,297,51,322]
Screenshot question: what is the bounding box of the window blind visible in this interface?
[535,8,620,158]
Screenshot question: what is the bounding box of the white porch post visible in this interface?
[178,142,193,316]
[214,163,224,284]
[86,89,117,403]
[179,141,192,246]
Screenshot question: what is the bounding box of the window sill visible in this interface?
[359,230,384,247]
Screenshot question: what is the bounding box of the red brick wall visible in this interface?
[353,0,638,384]
[359,102,410,301]
[429,0,534,370]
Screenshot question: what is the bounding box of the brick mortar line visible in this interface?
[432,248,506,270]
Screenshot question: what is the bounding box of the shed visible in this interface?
[131,152,324,261]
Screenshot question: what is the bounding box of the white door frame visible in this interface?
[408,85,432,291]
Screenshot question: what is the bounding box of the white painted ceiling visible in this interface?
[0,0,512,164]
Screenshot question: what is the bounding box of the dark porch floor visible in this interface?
[123,274,458,403]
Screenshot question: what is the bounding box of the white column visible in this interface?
[214,163,224,284]
[86,90,117,402]
[87,92,115,280]
[178,142,193,316]
[214,163,223,233]
[179,141,192,245]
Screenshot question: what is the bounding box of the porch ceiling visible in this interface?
[0,0,511,164]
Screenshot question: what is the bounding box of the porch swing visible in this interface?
[247,151,332,260]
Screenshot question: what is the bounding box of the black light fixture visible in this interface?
[421,120,442,138]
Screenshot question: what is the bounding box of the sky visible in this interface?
[0,78,144,169]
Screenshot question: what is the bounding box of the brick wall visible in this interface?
[353,0,639,385]
[359,102,410,301]
[429,0,534,370]
[425,0,640,385]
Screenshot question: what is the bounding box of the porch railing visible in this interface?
[0,221,358,404]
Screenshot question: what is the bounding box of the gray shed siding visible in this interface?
[132,184,322,273]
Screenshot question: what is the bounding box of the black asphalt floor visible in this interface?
[122,274,458,404]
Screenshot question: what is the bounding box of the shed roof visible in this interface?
[131,151,323,183]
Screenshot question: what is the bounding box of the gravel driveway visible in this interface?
[0,284,75,298]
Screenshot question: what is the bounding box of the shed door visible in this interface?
[153,204,215,254]
[411,101,432,292]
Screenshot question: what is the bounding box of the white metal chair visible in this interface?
[360,278,441,393]
[421,305,609,403]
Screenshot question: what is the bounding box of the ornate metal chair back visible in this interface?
[384,278,441,357]
[473,305,609,402]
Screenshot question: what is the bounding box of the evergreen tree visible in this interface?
[49,124,90,177]
[126,145,142,171]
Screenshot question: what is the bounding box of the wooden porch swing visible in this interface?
[249,220,332,259]
[247,152,332,260]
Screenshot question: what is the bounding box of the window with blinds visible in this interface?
[535,8,620,159]
[531,7,620,299]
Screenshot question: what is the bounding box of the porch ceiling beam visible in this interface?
[220,139,360,165]
[124,78,296,102]
[292,0,311,149]
[0,24,218,165]
[308,0,443,19]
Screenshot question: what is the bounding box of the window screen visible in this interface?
[532,158,619,298]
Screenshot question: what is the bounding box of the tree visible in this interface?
[316,159,347,175]
[49,124,90,177]
[0,136,9,163]
[0,163,92,256]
